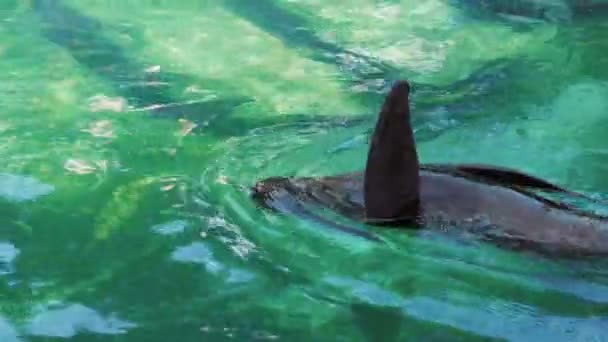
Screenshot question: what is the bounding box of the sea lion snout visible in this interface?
[250,180,273,208]
[250,177,291,208]
[251,179,275,197]
[252,177,289,192]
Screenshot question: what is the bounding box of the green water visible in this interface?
[1,0,608,341]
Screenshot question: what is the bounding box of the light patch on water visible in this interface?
[0,242,18,276]
[27,304,136,338]
[63,159,107,175]
[418,80,608,186]
[203,195,257,259]
[402,297,608,342]
[177,118,197,137]
[548,81,608,138]
[50,79,78,105]
[370,36,449,73]
[171,243,257,284]
[226,269,256,284]
[326,275,608,341]
[327,134,367,154]
[0,173,54,202]
[287,214,377,254]
[151,220,188,236]
[0,317,21,342]
[0,242,19,264]
[538,276,608,304]
[371,3,402,21]
[144,65,161,73]
[0,121,10,133]
[280,62,309,80]
[121,6,365,115]
[323,276,403,307]
[171,242,224,274]
[81,120,114,138]
[87,94,127,113]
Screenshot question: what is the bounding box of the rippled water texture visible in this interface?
[1,0,608,341]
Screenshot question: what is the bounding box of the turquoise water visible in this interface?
[1,0,608,341]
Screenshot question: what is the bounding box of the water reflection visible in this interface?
[0,242,18,276]
[326,275,608,341]
[401,297,607,342]
[171,242,257,285]
[0,1,605,341]
[539,276,608,304]
[171,242,224,274]
[150,220,188,236]
[27,303,136,338]
[0,173,54,202]
[457,0,608,23]
[0,242,18,264]
[0,317,20,342]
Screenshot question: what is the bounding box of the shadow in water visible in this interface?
[220,0,547,139]
[30,0,558,143]
[32,0,249,114]
[453,0,608,24]
[222,0,404,93]
[30,0,389,138]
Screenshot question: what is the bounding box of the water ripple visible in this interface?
[27,304,136,338]
[403,297,608,342]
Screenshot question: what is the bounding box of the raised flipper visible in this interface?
[421,163,604,204]
[364,81,421,225]
[421,163,568,191]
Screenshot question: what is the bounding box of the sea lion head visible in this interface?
[250,177,292,209]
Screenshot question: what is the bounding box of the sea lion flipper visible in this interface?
[421,163,608,212]
[424,163,602,201]
[458,164,565,189]
[364,81,420,224]
[422,163,566,191]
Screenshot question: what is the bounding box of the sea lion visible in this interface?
[457,0,608,23]
[251,80,608,257]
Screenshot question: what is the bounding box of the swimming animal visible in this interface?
[251,80,608,257]
[457,0,608,23]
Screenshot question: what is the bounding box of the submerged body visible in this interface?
[458,0,608,22]
[253,168,608,257]
[251,80,608,258]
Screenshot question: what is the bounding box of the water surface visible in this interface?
[1,1,608,341]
